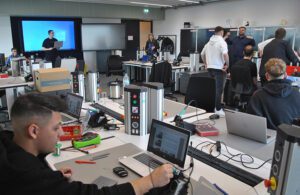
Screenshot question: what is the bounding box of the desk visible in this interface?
[123,61,189,91]
[0,77,34,118]
[46,99,271,195]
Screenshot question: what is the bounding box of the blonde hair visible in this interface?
[265,58,286,79]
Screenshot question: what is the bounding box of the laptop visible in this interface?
[225,110,276,144]
[54,41,63,49]
[61,93,84,124]
[119,119,191,177]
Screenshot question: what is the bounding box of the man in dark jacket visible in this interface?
[145,33,159,56]
[259,28,300,85]
[229,26,255,66]
[0,93,173,195]
[248,58,300,130]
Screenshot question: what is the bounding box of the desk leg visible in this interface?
[145,68,151,82]
[5,88,14,119]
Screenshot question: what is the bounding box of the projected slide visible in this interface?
[22,20,75,52]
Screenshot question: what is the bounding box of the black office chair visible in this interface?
[230,65,255,111]
[149,61,177,101]
[106,55,124,76]
[185,76,216,112]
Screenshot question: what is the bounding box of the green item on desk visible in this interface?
[72,132,101,149]
[53,143,62,157]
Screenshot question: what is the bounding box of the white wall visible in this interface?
[0,16,13,56]
[154,0,300,56]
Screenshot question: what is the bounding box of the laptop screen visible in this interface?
[148,119,190,168]
[65,93,83,118]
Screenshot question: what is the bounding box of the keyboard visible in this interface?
[133,153,163,169]
[188,146,263,187]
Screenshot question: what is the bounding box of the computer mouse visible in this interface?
[113,166,128,178]
[209,114,220,120]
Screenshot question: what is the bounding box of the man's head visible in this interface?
[11,93,67,155]
[11,48,17,57]
[265,58,287,81]
[48,30,54,39]
[239,26,246,36]
[243,45,254,58]
[214,26,224,36]
[275,28,286,39]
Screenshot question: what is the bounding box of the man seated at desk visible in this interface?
[247,58,300,130]
[0,93,173,195]
[4,47,19,69]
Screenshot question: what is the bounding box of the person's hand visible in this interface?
[151,46,155,50]
[150,164,174,188]
[59,167,72,180]
[222,64,228,73]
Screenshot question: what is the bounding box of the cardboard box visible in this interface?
[35,68,71,92]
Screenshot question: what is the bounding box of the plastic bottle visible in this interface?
[123,73,130,96]
[136,47,140,61]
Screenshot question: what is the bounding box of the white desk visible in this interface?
[123,61,189,91]
[46,99,271,195]
[0,77,34,118]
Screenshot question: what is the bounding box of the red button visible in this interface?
[133,94,137,99]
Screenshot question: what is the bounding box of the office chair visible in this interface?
[185,76,216,112]
[230,65,255,111]
[106,55,124,76]
[149,61,178,101]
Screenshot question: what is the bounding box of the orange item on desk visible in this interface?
[0,73,9,78]
[75,160,96,164]
[286,66,300,76]
[59,125,82,141]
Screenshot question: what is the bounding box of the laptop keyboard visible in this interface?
[133,153,163,169]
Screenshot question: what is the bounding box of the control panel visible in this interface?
[71,72,79,93]
[130,93,140,135]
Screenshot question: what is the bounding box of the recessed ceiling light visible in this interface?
[130,1,173,7]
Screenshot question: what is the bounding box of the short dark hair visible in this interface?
[243,45,254,57]
[11,93,67,122]
[275,28,286,39]
[214,26,224,33]
[223,28,230,37]
[48,30,54,34]
[239,26,246,30]
[11,48,17,52]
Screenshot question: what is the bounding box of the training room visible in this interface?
[0,0,300,194]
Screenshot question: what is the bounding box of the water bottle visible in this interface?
[136,47,140,61]
[123,73,130,96]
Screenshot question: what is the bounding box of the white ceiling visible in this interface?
[54,0,228,8]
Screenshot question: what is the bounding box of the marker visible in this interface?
[75,160,96,164]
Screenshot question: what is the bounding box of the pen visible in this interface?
[75,160,96,164]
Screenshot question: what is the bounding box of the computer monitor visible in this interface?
[0,53,5,67]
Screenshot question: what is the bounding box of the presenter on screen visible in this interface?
[42,30,60,67]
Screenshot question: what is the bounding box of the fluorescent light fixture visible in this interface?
[179,0,199,3]
[130,1,173,7]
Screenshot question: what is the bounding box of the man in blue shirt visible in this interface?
[229,26,255,66]
[5,48,19,68]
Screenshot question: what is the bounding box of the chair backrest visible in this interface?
[107,55,122,70]
[230,65,253,94]
[149,61,172,86]
[185,76,216,112]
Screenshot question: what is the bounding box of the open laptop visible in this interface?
[119,119,191,176]
[61,93,84,124]
[54,41,63,49]
[225,110,276,144]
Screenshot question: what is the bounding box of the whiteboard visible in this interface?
[81,24,125,50]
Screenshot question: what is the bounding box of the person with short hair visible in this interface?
[145,33,159,56]
[5,47,19,67]
[0,93,174,195]
[229,26,256,66]
[247,58,300,130]
[42,30,59,67]
[259,28,300,85]
[201,26,229,116]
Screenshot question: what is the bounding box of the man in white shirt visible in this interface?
[201,26,229,116]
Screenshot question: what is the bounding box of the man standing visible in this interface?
[201,26,229,116]
[248,58,300,130]
[5,48,19,67]
[42,30,59,67]
[0,93,174,195]
[259,28,300,85]
[229,26,255,66]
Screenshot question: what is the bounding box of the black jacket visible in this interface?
[0,131,135,195]
[160,37,174,54]
[259,39,300,77]
[229,36,256,65]
[145,39,159,55]
[247,79,300,130]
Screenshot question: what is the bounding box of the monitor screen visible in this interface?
[148,119,190,167]
[22,20,76,52]
[0,53,5,66]
[65,93,83,118]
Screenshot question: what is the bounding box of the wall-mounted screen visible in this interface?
[22,20,76,52]
[81,24,126,50]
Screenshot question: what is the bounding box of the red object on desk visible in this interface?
[0,73,9,78]
[75,160,96,164]
[286,66,300,76]
[59,125,82,141]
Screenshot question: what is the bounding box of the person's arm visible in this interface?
[201,45,207,69]
[5,56,11,66]
[223,53,230,69]
[131,164,173,195]
[285,43,300,64]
